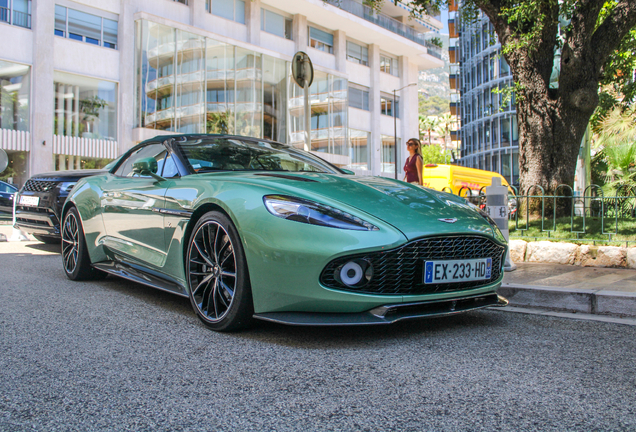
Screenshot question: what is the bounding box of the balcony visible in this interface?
[323,0,442,59]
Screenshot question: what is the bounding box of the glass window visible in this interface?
[346,41,368,66]
[0,60,31,132]
[309,27,333,54]
[381,135,398,174]
[380,55,398,76]
[55,6,118,49]
[2,0,31,28]
[500,117,511,146]
[55,5,66,37]
[53,71,117,141]
[261,9,292,40]
[348,86,369,111]
[380,96,397,117]
[348,129,370,171]
[210,0,245,24]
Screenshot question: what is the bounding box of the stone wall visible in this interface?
[510,240,636,269]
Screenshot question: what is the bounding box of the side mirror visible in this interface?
[340,168,355,175]
[132,157,158,176]
[132,157,165,182]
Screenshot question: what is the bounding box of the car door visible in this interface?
[100,142,175,268]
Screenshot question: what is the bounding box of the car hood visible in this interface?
[230,172,497,241]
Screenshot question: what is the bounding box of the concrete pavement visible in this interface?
[2,222,635,319]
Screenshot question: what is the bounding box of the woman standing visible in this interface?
[403,138,424,186]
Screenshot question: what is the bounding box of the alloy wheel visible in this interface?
[188,221,237,322]
[62,212,79,275]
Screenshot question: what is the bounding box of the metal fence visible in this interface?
[447,184,636,246]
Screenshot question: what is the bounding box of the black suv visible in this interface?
[15,169,108,243]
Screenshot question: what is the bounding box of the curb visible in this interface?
[498,283,636,318]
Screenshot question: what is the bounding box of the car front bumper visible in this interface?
[253,293,508,325]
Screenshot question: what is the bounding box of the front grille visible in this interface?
[320,236,506,296]
[23,179,57,192]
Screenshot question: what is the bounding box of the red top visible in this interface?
[404,154,422,183]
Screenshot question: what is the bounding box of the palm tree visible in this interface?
[435,113,454,164]
[419,115,438,146]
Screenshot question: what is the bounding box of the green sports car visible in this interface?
[61,134,508,331]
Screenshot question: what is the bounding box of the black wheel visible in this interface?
[186,211,253,331]
[34,234,61,244]
[61,207,107,281]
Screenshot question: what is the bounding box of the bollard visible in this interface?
[486,177,516,272]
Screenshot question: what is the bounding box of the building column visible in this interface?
[398,55,418,176]
[245,0,260,46]
[190,0,207,28]
[30,0,55,174]
[119,0,136,153]
[293,14,308,53]
[333,30,347,74]
[368,43,381,176]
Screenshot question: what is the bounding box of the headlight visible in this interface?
[58,182,77,194]
[466,201,507,243]
[263,195,379,231]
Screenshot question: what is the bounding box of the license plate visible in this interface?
[424,258,492,284]
[19,195,39,207]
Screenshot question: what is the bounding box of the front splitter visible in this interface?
[253,293,508,326]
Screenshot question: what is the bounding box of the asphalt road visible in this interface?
[1,241,635,432]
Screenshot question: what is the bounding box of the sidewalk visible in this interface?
[2,223,635,318]
[501,262,636,318]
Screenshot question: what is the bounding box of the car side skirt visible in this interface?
[92,261,188,298]
[253,293,508,326]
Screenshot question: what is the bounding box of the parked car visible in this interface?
[61,134,509,331]
[15,161,119,243]
[0,180,18,214]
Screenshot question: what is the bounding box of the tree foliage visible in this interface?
[367,0,636,196]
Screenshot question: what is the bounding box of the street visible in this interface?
[1,241,635,431]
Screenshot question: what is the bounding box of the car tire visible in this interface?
[61,207,107,281]
[186,211,253,332]
[34,234,61,244]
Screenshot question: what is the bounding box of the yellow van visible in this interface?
[420,164,511,196]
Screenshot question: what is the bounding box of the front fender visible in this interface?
[63,179,108,263]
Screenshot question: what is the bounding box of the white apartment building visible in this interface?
[0,0,442,186]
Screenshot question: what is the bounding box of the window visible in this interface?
[261,9,292,40]
[208,0,245,24]
[0,0,31,28]
[53,71,118,141]
[381,135,398,174]
[173,0,187,4]
[380,55,398,77]
[348,129,370,171]
[380,95,398,117]
[55,6,118,49]
[0,59,30,132]
[348,85,369,111]
[309,26,333,54]
[346,41,368,66]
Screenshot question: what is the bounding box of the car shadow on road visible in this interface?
[237,310,507,348]
[82,274,508,348]
[25,243,61,253]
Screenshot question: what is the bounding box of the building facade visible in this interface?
[448,5,519,185]
[0,0,442,186]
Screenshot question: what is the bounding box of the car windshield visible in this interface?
[176,137,341,174]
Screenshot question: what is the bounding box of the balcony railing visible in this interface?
[323,0,442,59]
[0,6,8,23]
